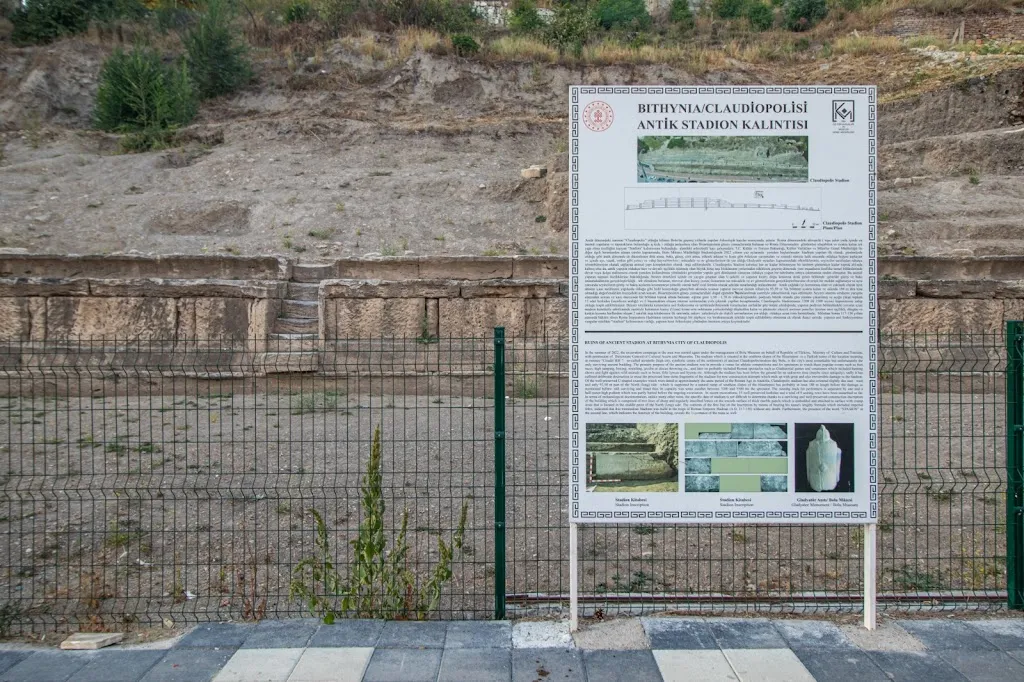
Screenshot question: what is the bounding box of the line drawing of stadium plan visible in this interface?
[623,185,823,231]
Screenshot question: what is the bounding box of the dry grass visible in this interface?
[832,34,903,56]
[397,27,449,59]
[485,35,558,62]
[340,30,391,61]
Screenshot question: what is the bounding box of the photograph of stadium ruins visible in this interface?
[585,423,679,493]
[637,135,810,183]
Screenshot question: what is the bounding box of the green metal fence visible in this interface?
[0,328,1018,634]
[501,328,1015,616]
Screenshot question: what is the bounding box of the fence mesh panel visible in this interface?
[0,338,496,633]
[505,331,1008,615]
[0,331,1010,633]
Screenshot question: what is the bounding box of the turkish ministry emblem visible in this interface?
[582,101,614,132]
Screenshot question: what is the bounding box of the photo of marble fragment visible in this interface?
[794,423,855,494]
[682,423,788,494]
[637,136,809,183]
[585,423,679,493]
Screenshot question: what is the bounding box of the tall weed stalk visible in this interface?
[290,425,468,621]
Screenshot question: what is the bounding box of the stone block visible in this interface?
[521,165,548,179]
[439,298,527,338]
[88,279,286,299]
[321,279,460,299]
[512,256,568,279]
[545,172,570,233]
[0,278,90,297]
[461,279,562,299]
[542,298,569,337]
[176,298,253,340]
[642,618,718,650]
[878,279,916,299]
[0,298,29,341]
[45,297,178,340]
[419,257,513,281]
[60,632,124,649]
[336,258,420,280]
[881,299,1005,333]
[327,298,425,339]
[28,297,46,340]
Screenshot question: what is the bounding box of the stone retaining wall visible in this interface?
[1,254,1023,346]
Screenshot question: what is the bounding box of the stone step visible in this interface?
[286,282,319,301]
[281,299,319,318]
[258,351,320,373]
[273,317,318,334]
[292,263,335,282]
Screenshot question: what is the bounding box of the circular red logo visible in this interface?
[583,101,614,132]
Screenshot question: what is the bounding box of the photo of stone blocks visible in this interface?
[637,136,809,183]
[683,423,788,493]
[585,422,679,493]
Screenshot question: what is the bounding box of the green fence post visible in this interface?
[493,327,507,620]
[1007,321,1024,610]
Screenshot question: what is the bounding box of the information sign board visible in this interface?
[569,86,877,524]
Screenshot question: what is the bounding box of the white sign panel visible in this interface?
[569,86,877,524]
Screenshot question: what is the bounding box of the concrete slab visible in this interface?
[307,620,384,648]
[140,647,235,682]
[179,623,255,649]
[377,621,448,649]
[0,651,30,676]
[866,651,968,681]
[512,648,585,682]
[363,648,443,682]
[653,649,737,681]
[898,621,997,651]
[572,618,649,650]
[60,632,124,650]
[0,651,93,682]
[938,650,1024,682]
[642,617,718,650]
[723,648,815,682]
[75,651,166,682]
[963,619,1024,650]
[773,620,856,650]
[287,647,373,682]
[240,620,317,650]
[707,618,787,649]
[512,621,574,649]
[582,650,663,682]
[791,649,889,682]
[838,622,926,652]
[213,648,303,681]
[437,647,512,681]
[445,621,512,649]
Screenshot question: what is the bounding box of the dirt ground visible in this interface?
[0,365,1007,632]
[0,37,1022,259]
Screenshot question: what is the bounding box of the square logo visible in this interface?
[832,100,855,124]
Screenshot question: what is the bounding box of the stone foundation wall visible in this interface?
[0,278,284,342]
[876,10,1024,41]
[1,254,1023,348]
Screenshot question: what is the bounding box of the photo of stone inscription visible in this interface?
[683,423,788,493]
[794,423,855,493]
[585,423,679,493]
[637,136,809,183]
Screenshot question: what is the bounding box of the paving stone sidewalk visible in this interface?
[1,617,1023,681]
